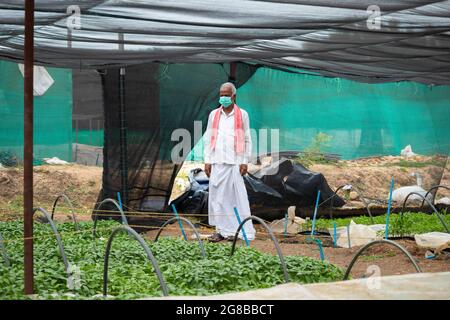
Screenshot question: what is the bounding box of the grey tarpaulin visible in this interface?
[0,0,450,84]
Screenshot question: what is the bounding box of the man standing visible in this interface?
[204,82,256,242]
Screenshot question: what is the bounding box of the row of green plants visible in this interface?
[0,220,344,300]
[305,211,450,237]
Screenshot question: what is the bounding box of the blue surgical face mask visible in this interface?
[219,96,233,108]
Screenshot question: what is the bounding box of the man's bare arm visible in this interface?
[239,164,247,176]
[204,111,213,177]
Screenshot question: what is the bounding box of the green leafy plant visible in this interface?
[311,212,450,237]
[295,132,334,168]
[0,151,18,167]
[0,220,344,300]
[383,156,445,168]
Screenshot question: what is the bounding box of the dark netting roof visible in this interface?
[1,0,450,83]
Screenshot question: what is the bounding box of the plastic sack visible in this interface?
[43,157,69,165]
[18,64,54,96]
[436,197,450,205]
[400,145,416,158]
[328,220,385,248]
[415,232,450,253]
[391,186,431,203]
[270,206,305,234]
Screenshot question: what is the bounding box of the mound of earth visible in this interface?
[0,164,102,220]
[0,155,447,221]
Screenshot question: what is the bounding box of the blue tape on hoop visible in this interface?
[311,190,321,236]
[385,178,395,239]
[171,204,188,241]
[333,222,337,248]
[117,192,123,210]
[233,207,250,246]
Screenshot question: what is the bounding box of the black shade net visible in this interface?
[88,62,257,227]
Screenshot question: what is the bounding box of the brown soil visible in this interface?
[310,155,449,205]
[0,164,102,220]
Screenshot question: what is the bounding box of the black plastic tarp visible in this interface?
[170,170,285,221]
[1,1,450,84]
[170,159,345,222]
[253,158,345,207]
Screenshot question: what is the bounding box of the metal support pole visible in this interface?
[118,33,128,207]
[229,62,237,83]
[119,67,128,207]
[24,0,35,295]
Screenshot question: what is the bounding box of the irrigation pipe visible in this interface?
[343,239,422,280]
[103,225,168,297]
[400,192,449,234]
[51,194,79,231]
[154,216,206,258]
[33,207,71,279]
[93,198,129,239]
[420,185,450,209]
[230,216,289,283]
[325,184,374,223]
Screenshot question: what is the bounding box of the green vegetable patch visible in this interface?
[0,220,344,300]
[310,211,450,237]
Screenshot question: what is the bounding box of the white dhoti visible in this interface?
[208,163,256,240]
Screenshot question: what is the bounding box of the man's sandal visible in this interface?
[208,233,225,243]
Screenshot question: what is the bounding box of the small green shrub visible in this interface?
[295,132,335,168]
[0,151,18,167]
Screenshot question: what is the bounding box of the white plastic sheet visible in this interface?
[415,232,450,253]
[18,64,54,96]
[392,186,431,203]
[43,157,69,165]
[329,220,385,248]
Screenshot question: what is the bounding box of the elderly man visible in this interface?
[204,82,256,242]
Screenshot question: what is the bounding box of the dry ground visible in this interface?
[0,164,102,220]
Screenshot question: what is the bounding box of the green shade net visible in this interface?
[72,130,103,147]
[190,67,450,161]
[0,61,73,162]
